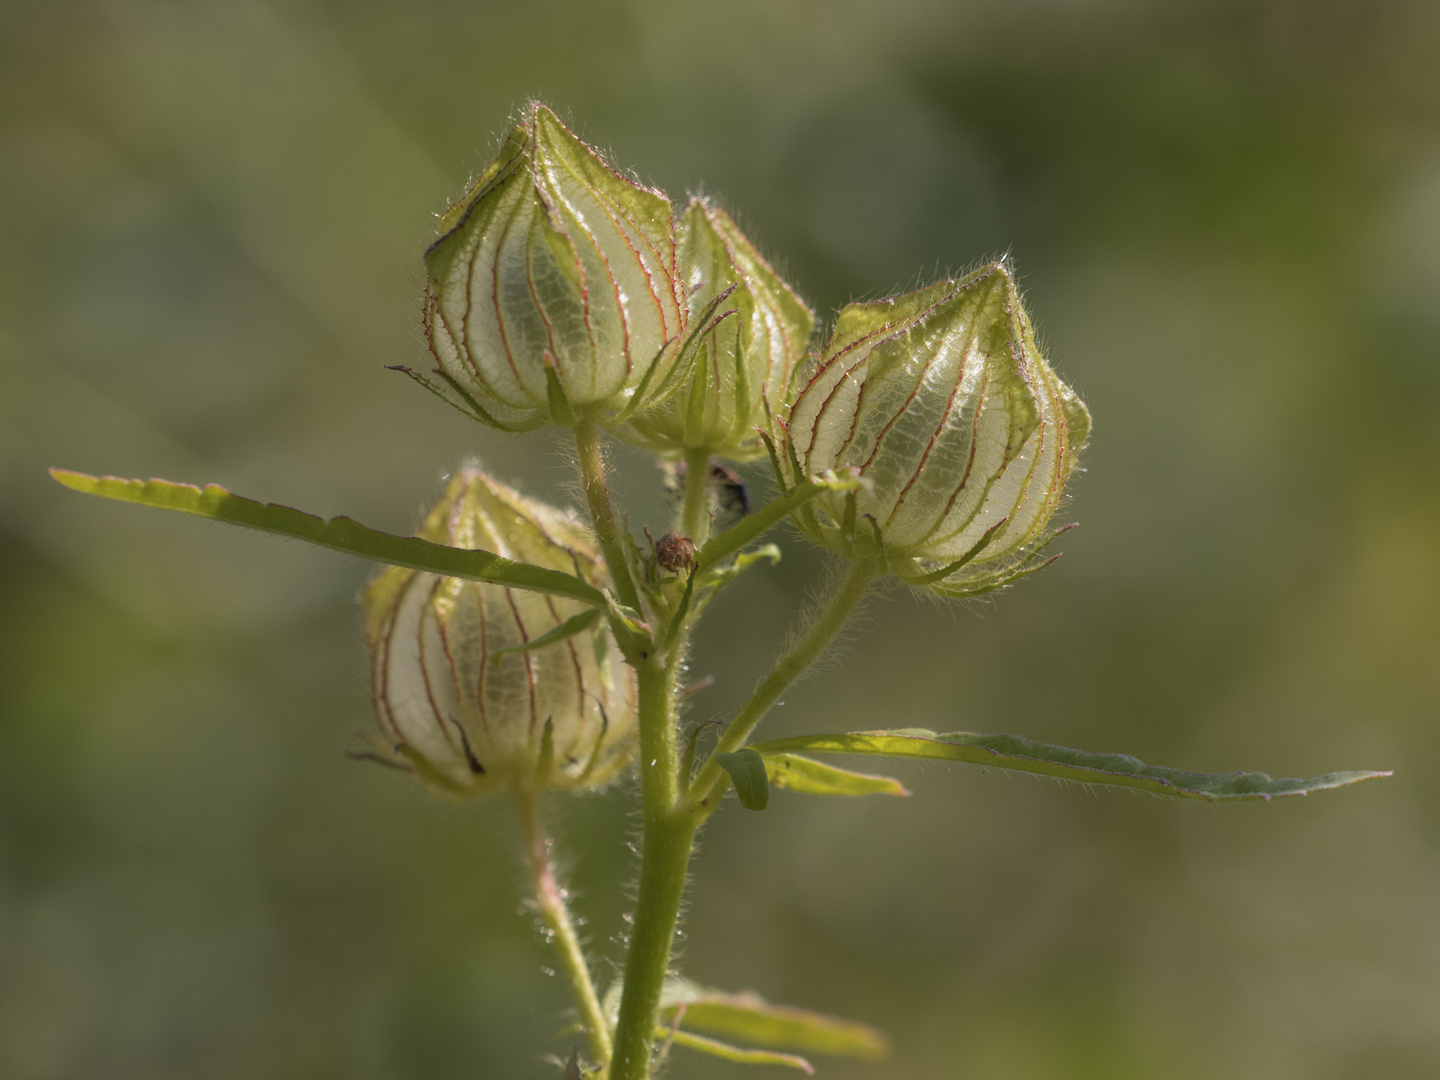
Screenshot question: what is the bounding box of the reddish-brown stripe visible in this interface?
[503,588,540,737]
[417,577,465,759]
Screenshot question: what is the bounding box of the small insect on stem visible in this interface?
[664,457,752,523]
[707,459,750,519]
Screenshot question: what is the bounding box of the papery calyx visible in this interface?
[624,197,814,459]
[779,261,1090,597]
[363,465,635,795]
[416,103,687,430]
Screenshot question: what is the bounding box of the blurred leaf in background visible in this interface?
[2,0,1437,1077]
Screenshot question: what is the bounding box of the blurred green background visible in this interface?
[2,0,1438,1077]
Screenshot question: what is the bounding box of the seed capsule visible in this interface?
[781,261,1090,597]
[624,197,814,459]
[363,466,635,795]
[419,104,686,430]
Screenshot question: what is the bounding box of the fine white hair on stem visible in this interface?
[773,555,880,685]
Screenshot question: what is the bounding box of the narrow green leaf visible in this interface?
[49,470,605,606]
[489,608,602,664]
[762,752,909,798]
[661,1029,813,1073]
[716,747,769,810]
[697,471,863,573]
[750,729,1391,803]
[662,986,889,1062]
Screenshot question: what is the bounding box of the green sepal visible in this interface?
[750,729,1392,802]
[684,337,710,447]
[608,340,673,426]
[758,431,787,494]
[390,742,475,797]
[611,286,736,426]
[50,470,606,606]
[544,354,577,426]
[715,747,770,810]
[723,323,753,450]
[385,365,544,434]
[899,518,1006,587]
[489,607,602,664]
[761,752,908,798]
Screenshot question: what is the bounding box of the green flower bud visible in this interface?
[363,466,636,796]
[781,261,1091,597]
[624,197,814,459]
[419,104,686,430]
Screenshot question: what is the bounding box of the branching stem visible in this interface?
[609,659,693,1080]
[575,415,641,612]
[688,558,878,815]
[514,788,612,1066]
[570,425,872,1079]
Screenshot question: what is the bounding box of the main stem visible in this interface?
[689,558,878,814]
[609,660,693,1080]
[572,419,705,1080]
[514,789,612,1065]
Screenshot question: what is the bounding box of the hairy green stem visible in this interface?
[513,789,612,1066]
[575,416,641,611]
[689,558,878,814]
[681,446,711,545]
[610,659,694,1080]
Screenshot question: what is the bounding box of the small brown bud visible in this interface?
[654,532,697,574]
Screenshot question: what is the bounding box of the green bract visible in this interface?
[780,261,1091,597]
[419,104,687,430]
[363,466,635,796]
[624,197,814,459]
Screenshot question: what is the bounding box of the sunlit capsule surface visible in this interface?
[423,104,686,429]
[783,261,1090,597]
[624,197,814,459]
[363,466,635,795]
